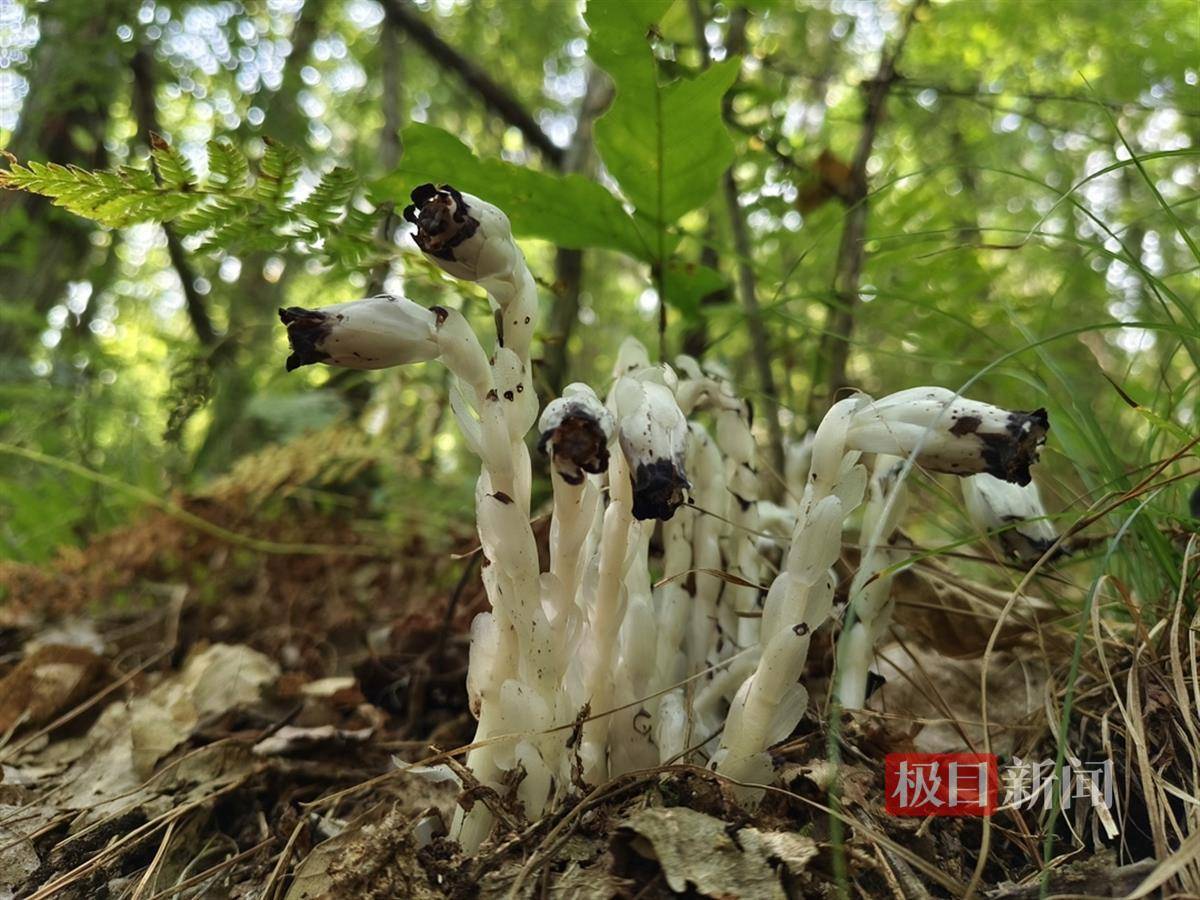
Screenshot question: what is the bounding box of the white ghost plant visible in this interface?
[280,186,1053,840]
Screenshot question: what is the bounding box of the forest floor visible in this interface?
[0,461,1193,898]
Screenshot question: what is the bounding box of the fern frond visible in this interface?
[1,135,383,268]
[254,139,302,203]
[293,166,356,238]
[206,139,248,192]
[172,195,256,240]
[0,161,201,228]
[149,132,197,190]
[324,203,389,269]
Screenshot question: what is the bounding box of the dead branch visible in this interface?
[130,48,217,347]
[691,2,787,485]
[380,0,564,167]
[809,0,926,419]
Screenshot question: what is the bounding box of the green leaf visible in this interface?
[661,260,725,316]
[662,260,724,316]
[293,166,357,238]
[596,57,740,225]
[207,139,249,192]
[584,0,673,99]
[255,139,302,203]
[586,0,740,225]
[1,136,380,268]
[150,133,197,191]
[372,123,649,260]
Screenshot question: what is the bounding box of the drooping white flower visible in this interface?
[613,374,690,521]
[403,183,518,286]
[278,294,440,371]
[962,472,1058,563]
[537,383,615,485]
[846,387,1049,485]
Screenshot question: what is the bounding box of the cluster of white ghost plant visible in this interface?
[280,187,1052,846]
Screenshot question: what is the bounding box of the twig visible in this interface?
[27,784,243,900]
[544,69,612,395]
[691,2,787,483]
[130,819,178,900]
[262,819,307,900]
[809,0,926,418]
[380,0,563,166]
[130,47,217,347]
[141,836,275,900]
[0,441,397,557]
[759,60,1199,119]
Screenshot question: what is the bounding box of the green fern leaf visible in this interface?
[2,136,379,268]
[150,133,198,191]
[173,195,256,239]
[206,139,248,192]
[255,139,302,203]
[293,166,356,232]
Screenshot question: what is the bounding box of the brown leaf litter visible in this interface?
[1,474,1195,897]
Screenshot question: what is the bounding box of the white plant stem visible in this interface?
[716,396,865,791]
[579,444,635,784]
[836,454,908,709]
[280,187,1053,837]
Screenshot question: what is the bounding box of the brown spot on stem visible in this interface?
[632,708,652,738]
[950,415,982,436]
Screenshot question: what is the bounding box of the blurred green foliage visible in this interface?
[0,0,1195,610]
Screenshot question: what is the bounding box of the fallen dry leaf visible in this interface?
[870,642,1048,755]
[253,724,374,756]
[0,644,106,733]
[27,643,278,818]
[615,806,817,900]
[129,642,279,777]
[286,804,442,900]
[0,804,59,892]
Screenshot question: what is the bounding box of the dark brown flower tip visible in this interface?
[538,410,611,485]
[279,306,331,371]
[981,408,1049,486]
[865,671,887,700]
[402,183,478,262]
[999,531,1060,566]
[630,458,690,521]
